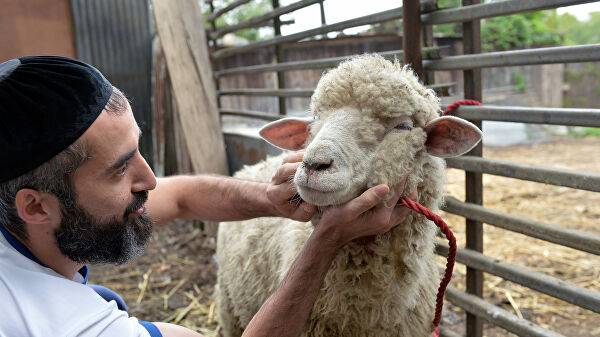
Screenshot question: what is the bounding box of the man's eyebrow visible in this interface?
[108,148,137,173]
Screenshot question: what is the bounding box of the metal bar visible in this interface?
[218,89,313,97]
[220,109,279,121]
[212,6,403,58]
[461,1,483,335]
[437,244,600,313]
[217,83,454,97]
[403,0,424,79]
[446,287,567,337]
[423,0,598,25]
[318,0,326,25]
[443,196,600,255]
[210,0,321,39]
[425,44,600,70]
[448,105,600,127]
[214,47,442,77]
[445,156,600,193]
[208,0,250,22]
[272,0,286,116]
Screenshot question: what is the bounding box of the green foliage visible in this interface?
[481,10,563,51]
[512,71,527,93]
[557,12,600,45]
[204,0,272,41]
[583,128,600,137]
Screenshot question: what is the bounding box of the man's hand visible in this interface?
[316,177,416,248]
[267,150,317,222]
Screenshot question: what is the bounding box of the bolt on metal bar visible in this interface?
[214,47,443,77]
[425,44,600,70]
[447,105,600,127]
[437,243,600,313]
[446,287,567,337]
[210,0,321,40]
[207,0,251,22]
[443,196,600,255]
[422,0,598,25]
[445,156,600,192]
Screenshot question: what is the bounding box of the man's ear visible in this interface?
[14,189,61,226]
[424,116,482,158]
[259,117,312,151]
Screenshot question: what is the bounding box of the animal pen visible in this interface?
[197,0,600,336]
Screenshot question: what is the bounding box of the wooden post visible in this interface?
[422,0,437,85]
[402,0,424,80]
[153,0,228,175]
[462,0,484,336]
[272,0,287,116]
[319,0,326,25]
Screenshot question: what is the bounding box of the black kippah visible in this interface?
[0,56,113,183]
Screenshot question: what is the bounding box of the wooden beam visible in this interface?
[153,0,228,175]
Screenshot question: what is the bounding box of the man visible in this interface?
[0,56,412,337]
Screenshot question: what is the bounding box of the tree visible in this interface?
[204,0,272,41]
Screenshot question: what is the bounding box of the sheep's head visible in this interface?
[260,54,481,206]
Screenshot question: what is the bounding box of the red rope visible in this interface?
[400,197,457,329]
[442,99,481,116]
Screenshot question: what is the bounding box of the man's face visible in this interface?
[55,102,157,264]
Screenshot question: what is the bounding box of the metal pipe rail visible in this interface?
[217,82,455,97]
[436,243,600,313]
[220,109,280,121]
[445,156,600,193]
[447,105,600,127]
[214,47,442,77]
[212,6,404,59]
[208,0,250,22]
[422,0,598,25]
[446,287,567,337]
[442,196,600,255]
[425,44,600,70]
[210,0,321,40]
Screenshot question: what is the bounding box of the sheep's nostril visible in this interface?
[305,159,333,173]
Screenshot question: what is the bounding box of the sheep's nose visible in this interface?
[304,158,333,174]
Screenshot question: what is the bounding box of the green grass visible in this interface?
[583,128,600,137]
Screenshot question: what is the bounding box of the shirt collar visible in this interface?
[0,225,89,283]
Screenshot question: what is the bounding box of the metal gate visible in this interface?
[205,1,600,336]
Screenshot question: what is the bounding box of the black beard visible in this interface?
[54,191,153,264]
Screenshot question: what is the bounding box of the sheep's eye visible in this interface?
[394,122,413,130]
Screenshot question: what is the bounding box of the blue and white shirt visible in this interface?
[0,226,161,337]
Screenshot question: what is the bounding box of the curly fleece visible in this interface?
[216,54,448,337]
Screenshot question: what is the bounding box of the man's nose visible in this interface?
[132,156,157,192]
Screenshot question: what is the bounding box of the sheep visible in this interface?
[216,54,482,337]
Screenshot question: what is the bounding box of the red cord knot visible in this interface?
[442,99,482,116]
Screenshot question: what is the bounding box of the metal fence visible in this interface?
[205,0,600,336]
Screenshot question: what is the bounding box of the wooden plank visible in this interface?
[153,0,228,175]
[402,0,424,79]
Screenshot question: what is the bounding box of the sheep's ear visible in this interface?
[259,117,312,150]
[424,116,482,158]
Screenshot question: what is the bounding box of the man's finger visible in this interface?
[343,185,389,217]
[390,204,413,225]
[282,150,305,164]
[271,162,300,184]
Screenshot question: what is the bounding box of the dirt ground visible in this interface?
[91,136,600,337]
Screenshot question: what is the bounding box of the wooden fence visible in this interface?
[205,0,600,336]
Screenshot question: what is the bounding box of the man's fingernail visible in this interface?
[374,185,389,198]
